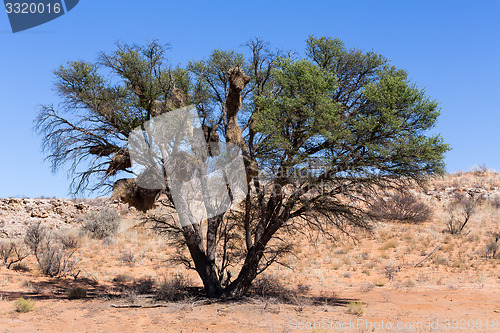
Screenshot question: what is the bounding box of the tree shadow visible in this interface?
[0,277,123,301]
[1,278,357,308]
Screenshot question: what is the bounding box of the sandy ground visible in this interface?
[0,286,498,332]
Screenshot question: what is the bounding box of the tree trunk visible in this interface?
[224,245,264,298]
[182,225,223,298]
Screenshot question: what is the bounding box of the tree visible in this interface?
[36,36,449,298]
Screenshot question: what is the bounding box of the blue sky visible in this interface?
[1,0,499,198]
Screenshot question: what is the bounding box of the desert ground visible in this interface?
[0,170,499,332]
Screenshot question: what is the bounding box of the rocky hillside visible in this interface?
[0,198,127,237]
[1,171,499,237]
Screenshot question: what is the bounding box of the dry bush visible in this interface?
[359,281,375,292]
[155,273,192,301]
[251,275,300,304]
[484,232,499,259]
[383,265,400,281]
[113,274,134,283]
[369,192,432,223]
[134,277,155,294]
[488,195,500,209]
[81,208,121,239]
[484,241,498,259]
[119,250,136,266]
[24,222,80,277]
[24,222,46,253]
[67,287,87,299]
[0,231,30,269]
[443,192,482,235]
[57,231,80,249]
[379,239,398,251]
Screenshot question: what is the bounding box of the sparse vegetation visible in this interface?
[0,170,498,329]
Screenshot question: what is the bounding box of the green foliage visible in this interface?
[253,36,448,182]
[35,41,194,195]
[254,58,339,158]
[36,37,448,196]
[188,49,246,122]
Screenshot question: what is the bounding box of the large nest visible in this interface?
[111,178,160,212]
[107,152,132,176]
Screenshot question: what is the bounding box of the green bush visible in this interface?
[14,298,34,313]
[347,301,364,316]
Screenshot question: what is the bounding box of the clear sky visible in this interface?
[1,0,499,198]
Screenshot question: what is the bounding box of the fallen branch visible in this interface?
[110,303,171,308]
[414,246,440,268]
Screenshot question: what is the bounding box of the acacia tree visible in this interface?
[36,36,449,298]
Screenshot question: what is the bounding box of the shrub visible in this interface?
[24,223,80,278]
[359,281,375,292]
[57,231,80,249]
[489,195,500,209]
[0,232,30,269]
[369,191,432,223]
[383,265,400,281]
[155,274,192,301]
[443,192,482,234]
[14,298,34,313]
[484,240,498,259]
[81,208,121,239]
[113,274,134,283]
[252,275,298,303]
[347,301,364,316]
[67,287,87,299]
[134,277,155,294]
[119,250,136,266]
[24,222,46,253]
